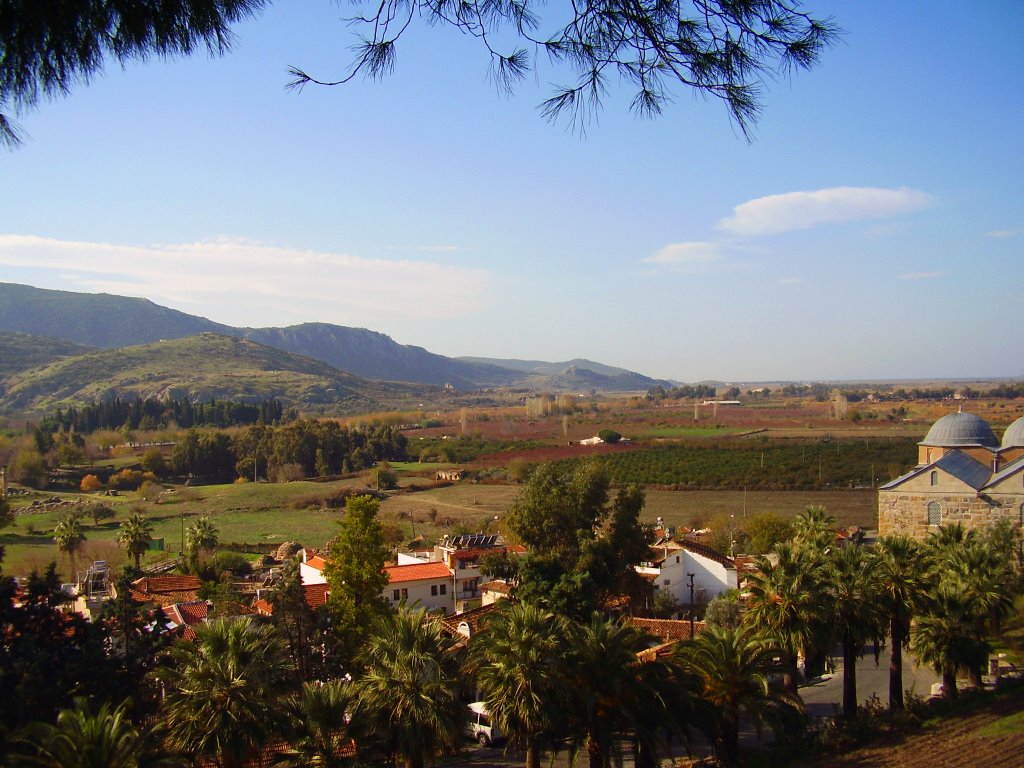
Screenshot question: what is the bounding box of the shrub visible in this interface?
[80,474,103,493]
[212,551,253,577]
[11,448,47,488]
[140,448,167,475]
[138,480,165,502]
[107,469,156,491]
[368,464,398,490]
[274,463,306,483]
[598,429,622,444]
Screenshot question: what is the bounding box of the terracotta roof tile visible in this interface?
[386,562,452,584]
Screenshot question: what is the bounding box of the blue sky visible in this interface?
[1,1,1021,383]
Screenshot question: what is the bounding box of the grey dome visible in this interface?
[1002,416,1024,449]
[921,410,998,448]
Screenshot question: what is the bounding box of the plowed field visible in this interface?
[800,690,1024,768]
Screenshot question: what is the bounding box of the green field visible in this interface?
[1,478,879,579]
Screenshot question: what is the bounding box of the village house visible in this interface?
[635,539,738,615]
[384,562,454,613]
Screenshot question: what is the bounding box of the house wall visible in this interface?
[684,551,738,601]
[300,562,327,586]
[640,548,737,607]
[383,578,454,614]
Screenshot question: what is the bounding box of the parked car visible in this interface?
[464,701,501,746]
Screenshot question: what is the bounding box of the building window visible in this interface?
[431,585,438,596]
[663,579,671,586]
[930,471,939,486]
[440,584,447,595]
[393,589,400,601]
[401,588,408,600]
[675,556,680,563]
[927,502,941,526]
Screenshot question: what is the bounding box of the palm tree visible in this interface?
[8,697,182,767]
[118,513,154,570]
[185,516,218,566]
[563,613,682,768]
[157,618,296,768]
[940,539,1014,686]
[674,624,802,768]
[352,606,462,768]
[792,505,835,556]
[743,542,829,691]
[274,680,357,768]
[468,602,571,768]
[875,535,929,711]
[827,544,883,719]
[910,584,988,701]
[53,515,86,584]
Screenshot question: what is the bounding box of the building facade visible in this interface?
[878,410,1024,538]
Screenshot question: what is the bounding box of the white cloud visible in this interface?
[717,187,932,236]
[0,234,490,326]
[642,241,724,265]
[898,271,947,281]
[984,229,1022,239]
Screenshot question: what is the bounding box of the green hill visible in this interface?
[0,333,436,414]
[0,331,95,378]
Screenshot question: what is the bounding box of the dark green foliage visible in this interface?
[234,419,407,480]
[505,463,651,619]
[211,551,252,578]
[597,429,621,444]
[744,513,794,554]
[0,564,117,747]
[554,438,917,490]
[170,430,235,476]
[38,396,285,435]
[324,496,391,670]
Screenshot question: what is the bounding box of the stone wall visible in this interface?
[879,490,1023,538]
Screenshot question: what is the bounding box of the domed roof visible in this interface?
[1002,415,1024,449]
[921,410,998,449]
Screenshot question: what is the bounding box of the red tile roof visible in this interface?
[130,575,202,607]
[305,555,328,571]
[386,562,452,584]
[253,583,330,616]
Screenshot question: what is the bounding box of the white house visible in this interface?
[300,550,329,586]
[384,562,455,614]
[636,539,738,611]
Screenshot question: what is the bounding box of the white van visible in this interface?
[464,701,501,746]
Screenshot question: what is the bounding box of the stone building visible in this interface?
[878,409,1024,538]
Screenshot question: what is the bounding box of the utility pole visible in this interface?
[687,572,696,639]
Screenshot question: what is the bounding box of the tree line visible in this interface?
[36,396,289,436]
[171,419,410,479]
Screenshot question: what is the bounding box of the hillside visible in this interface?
[0,282,230,346]
[0,283,670,393]
[0,331,95,378]
[240,323,519,389]
[0,333,436,414]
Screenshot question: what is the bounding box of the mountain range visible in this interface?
[0,283,671,413]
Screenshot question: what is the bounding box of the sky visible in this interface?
[1,1,1022,383]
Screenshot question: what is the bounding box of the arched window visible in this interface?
[927,502,941,526]
[930,471,939,486]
